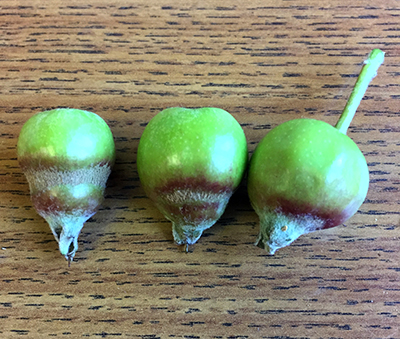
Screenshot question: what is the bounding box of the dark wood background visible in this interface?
[1,1,399,338]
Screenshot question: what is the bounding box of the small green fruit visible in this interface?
[248,49,384,254]
[137,107,248,249]
[17,108,116,263]
[248,118,369,254]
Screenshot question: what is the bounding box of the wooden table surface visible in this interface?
[1,1,399,338]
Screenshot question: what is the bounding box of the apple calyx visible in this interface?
[255,209,325,255]
[153,182,233,249]
[45,214,89,265]
[172,224,205,250]
[23,161,112,264]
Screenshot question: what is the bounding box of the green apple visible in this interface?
[248,49,384,254]
[17,108,116,263]
[137,107,248,249]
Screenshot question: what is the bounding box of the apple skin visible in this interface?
[17,108,116,262]
[137,107,248,247]
[247,118,369,254]
[18,108,115,169]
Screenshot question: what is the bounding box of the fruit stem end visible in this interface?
[255,210,325,255]
[335,49,384,135]
[172,223,204,248]
[255,234,278,255]
[44,214,87,263]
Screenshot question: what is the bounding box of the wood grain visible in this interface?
[0,1,399,338]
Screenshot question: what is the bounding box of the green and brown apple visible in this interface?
[248,49,384,254]
[17,108,116,263]
[248,118,369,254]
[137,107,248,248]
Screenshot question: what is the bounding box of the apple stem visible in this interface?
[335,49,385,135]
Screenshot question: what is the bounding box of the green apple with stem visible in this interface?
[17,108,116,264]
[137,107,248,250]
[248,49,384,255]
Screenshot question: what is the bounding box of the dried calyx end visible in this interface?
[45,214,91,263]
[172,223,206,250]
[152,182,234,250]
[22,163,113,264]
[255,210,324,255]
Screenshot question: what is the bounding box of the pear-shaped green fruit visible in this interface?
[248,49,384,254]
[248,118,369,254]
[137,107,248,249]
[17,108,116,263]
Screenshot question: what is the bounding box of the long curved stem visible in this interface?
[335,49,385,135]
